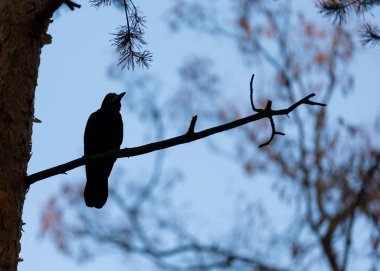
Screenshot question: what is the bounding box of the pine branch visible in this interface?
[90,0,152,69]
[317,0,351,23]
[318,0,380,46]
[361,23,380,46]
[317,0,380,23]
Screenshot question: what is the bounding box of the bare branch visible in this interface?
[249,76,324,148]
[37,0,80,22]
[27,90,325,185]
[37,0,65,21]
[258,101,286,148]
[250,74,261,113]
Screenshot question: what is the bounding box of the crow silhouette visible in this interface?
[84,92,125,208]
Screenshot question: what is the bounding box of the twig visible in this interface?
[258,101,286,148]
[249,74,261,112]
[249,74,324,147]
[187,115,198,134]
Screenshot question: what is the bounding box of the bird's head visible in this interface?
[101,92,126,111]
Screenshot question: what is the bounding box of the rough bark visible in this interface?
[0,1,54,270]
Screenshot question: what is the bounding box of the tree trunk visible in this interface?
[0,1,52,270]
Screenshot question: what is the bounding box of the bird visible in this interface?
[83,92,125,208]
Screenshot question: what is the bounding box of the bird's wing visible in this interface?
[84,112,99,155]
[115,113,123,148]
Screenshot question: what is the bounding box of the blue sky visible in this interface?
[20,1,380,271]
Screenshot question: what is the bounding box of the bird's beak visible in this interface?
[113,92,126,102]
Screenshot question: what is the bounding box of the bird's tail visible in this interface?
[84,163,110,209]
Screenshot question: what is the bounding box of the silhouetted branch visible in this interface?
[250,74,324,147]
[37,0,80,21]
[37,0,65,21]
[64,1,81,11]
[27,90,324,185]
[250,74,260,112]
[249,75,287,147]
[258,101,286,148]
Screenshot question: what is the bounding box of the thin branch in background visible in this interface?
[90,0,152,69]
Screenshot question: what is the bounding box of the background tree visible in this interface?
[40,1,380,271]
